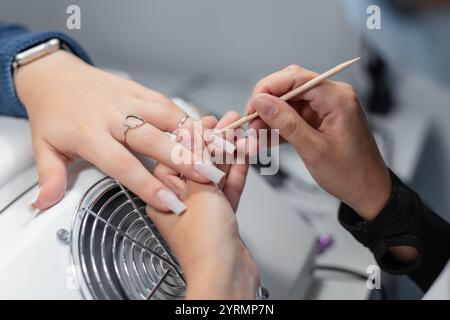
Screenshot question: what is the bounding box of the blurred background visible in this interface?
[1,0,449,299]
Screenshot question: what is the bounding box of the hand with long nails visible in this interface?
[15,50,229,215]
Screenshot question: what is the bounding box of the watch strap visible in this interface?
[0,26,93,118]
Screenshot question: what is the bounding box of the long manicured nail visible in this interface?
[165,132,177,141]
[156,189,186,215]
[30,187,42,212]
[194,161,225,184]
[29,204,43,215]
[254,94,277,117]
[212,135,236,154]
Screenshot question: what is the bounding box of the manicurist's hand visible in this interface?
[15,50,224,214]
[246,65,391,221]
[147,113,259,300]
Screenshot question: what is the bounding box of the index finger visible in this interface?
[246,65,318,115]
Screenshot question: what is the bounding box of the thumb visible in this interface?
[32,142,68,211]
[252,93,315,148]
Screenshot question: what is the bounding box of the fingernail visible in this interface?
[30,187,41,211]
[165,132,177,141]
[24,206,42,226]
[254,94,276,117]
[29,204,43,215]
[156,189,186,215]
[194,161,225,184]
[178,134,192,149]
[212,136,236,154]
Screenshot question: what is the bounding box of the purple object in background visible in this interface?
[317,234,334,254]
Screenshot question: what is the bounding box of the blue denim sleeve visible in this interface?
[0,23,93,118]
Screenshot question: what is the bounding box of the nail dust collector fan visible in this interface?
[71,177,185,299]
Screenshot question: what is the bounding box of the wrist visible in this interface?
[182,246,237,286]
[14,50,84,112]
[185,261,257,300]
[185,261,229,299]
[351,167,392,221]
[182,244,258,300]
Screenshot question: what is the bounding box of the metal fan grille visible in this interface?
[70,177,185,300]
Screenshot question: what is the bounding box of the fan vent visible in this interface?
[70,177,185,300]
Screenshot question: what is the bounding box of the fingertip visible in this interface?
[32,180,66,210]
[245,102,254,115]
[215,111,242,130]
[251,93,274,117]
[224,110,241,120]
[201,115,218,128]
[156,189,186,215]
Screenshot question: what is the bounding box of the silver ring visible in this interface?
[173,115,190,135]
[123,115,146,144]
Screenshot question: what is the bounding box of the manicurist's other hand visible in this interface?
[147,114,259,300]
[15,50,224,214]
[246,65,391,221]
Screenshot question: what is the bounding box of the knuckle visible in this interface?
[130,80,149,95]
[224,110,240,120]
[156,97,180,113]
[323,86,359,114]
[341,92,360,113]
[337,81,354,92]
[202,115,218,124]
[347,89,359,105]
[288,65,318,83]
[279,115,299,139]
[254,79,270,93]
[285,64,302,72]
[336,82,358,101]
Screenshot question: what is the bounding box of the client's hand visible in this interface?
[15,50,224,213]
[147,180,259,300]
[147,113,259,300]
[246,65,391,221]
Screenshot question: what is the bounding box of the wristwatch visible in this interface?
[12,38,70,76]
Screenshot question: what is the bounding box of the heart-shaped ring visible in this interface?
[123,115,146,144]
